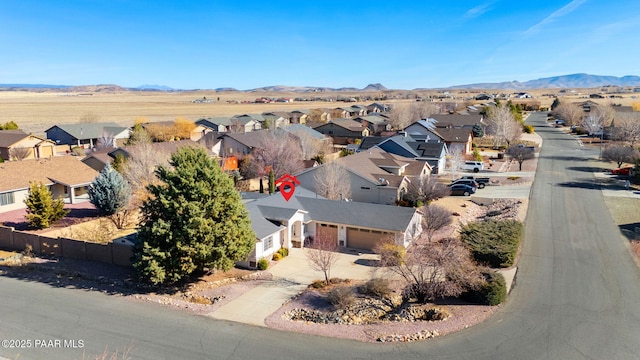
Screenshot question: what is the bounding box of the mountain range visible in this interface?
[1,74,640,92]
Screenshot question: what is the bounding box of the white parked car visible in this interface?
[462,161,484,173]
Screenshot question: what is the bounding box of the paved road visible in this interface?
[2,112,640,359]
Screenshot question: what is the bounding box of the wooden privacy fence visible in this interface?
[0,225,133,267]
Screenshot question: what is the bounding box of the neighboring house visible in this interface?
[45,122,130,148]
[195,117,234,133]
[515,92,532,99]
[107,140,207,160]
[312,118,370,144]
[354,115,392,134]
[295,147,430,205]
[280,124,332,157]
[358,135,447,174]
[219,129,301,158]
[366,102,389,113]
[231,114,266,132]
[432,128,473,154]
[428,114,483,129]
[288,110,310,124]
[262,112,291,128]
[338,105,367,117]
[239,186,423,267]
[0,130,55,161]
[475,94,492,101]
[81,149,114,172]
[190,124,213,141]
[403,119,439,141]
[0,156,99,213]
[307,108,332,123]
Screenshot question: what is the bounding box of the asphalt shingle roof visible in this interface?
[46,122,128,140]
[0,156,99,193]
[0,130,28,147]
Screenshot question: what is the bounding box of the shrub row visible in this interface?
[459,219,523,268]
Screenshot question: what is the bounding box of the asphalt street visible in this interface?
[2,112,640,359]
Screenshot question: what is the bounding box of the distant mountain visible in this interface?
[248,83,388,92]
[0,83,71,89]
[135,84,173,91]
[447,73,640,90]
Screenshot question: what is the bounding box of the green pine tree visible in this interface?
[88,164,131,216]
[133,147,256,285]
[126,123,151,145]
[24,181,69,229]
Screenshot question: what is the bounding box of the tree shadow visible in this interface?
[566,166,608,173]
[555,181,603,190]
[619,223,640,240]
[354,258,380,267]
[0,256,211,296]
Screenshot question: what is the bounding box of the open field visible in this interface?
[1,88,638,135]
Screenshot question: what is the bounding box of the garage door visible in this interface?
[346,227,390,250]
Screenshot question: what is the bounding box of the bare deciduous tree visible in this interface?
[121,144,171,207]
[448,147,465,179]
[405,175,451,205]
[613,112,640,147]
[305,231,339,285]
[506,145,535,171]
[287,128,332,160]
[388,101,440,130]
[553,102,583,127]
[252,131,304,179]
[485,103,522,147]
[9,147,32,161]
[420,204,452,242]
[314,161,351,200]
[95,131,115,150]
[602,145,640,168]
[582,111,605,138]
[376,236,482,303]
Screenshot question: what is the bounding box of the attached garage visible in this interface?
[346,227,392,250]
[316,223,338,243]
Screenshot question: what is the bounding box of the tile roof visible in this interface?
[0,156,99,193]
[223,129,299,149]
[280,124,328,141]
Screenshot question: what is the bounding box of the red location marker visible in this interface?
[275,174,300,202]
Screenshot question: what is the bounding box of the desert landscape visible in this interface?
[1,86,638,135]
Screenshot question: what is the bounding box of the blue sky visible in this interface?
[1,0,639,90]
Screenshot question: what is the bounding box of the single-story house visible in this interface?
[81,149,115,172]
[358,135,448,174]
[432,128,473,154]
[312,118,371,143]
[0,130,56,161]
[0,156,99,213]
[219,129,301,158]
[354,116,392,134]
[45,122,130,148]
[239,186,423,267]
[428,114,483,129]
[295,147,430,205]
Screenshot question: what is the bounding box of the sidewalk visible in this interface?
[206,248,380,326]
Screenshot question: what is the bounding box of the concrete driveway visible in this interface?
[207,248,380,326]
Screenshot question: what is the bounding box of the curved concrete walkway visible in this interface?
[207,248,380,326]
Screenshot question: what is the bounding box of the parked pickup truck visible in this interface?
[453,176,490,189]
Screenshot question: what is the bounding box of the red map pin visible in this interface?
[275,174,300,201]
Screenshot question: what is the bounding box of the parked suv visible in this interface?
[462,161,483,173]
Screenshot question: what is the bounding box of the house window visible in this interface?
[360,186,371,191]
[0,192,15,206]
[263,235,273,252]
